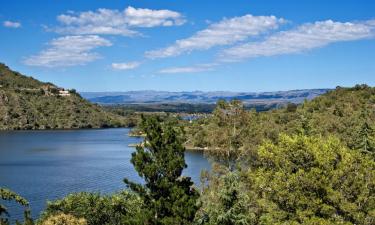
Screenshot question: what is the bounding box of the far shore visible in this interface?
[0,126,133,132]
[128,143,206,152]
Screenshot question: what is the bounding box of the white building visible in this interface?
[59,90,71,96]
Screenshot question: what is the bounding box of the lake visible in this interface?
[0,128,210,220]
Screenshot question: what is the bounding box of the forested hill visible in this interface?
[0,63,129,130]
[187,84,375,154]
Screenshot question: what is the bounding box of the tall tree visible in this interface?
[356,121,375,154]
[354,109,375,156]
[124,116,199,225]
[210,100,248,170]
[196,172,251,225]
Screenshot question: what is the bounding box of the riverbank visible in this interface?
[127,142,207,152]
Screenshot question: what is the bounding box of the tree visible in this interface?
[0,188,33,225]
[354,109,375,156]
[195,172,251,225]
[356,121,375,154]
[124,116,199,225]
[209,100,248,170]
[41,213,87,225]
[39,191,141,225]
[247,134,375,225]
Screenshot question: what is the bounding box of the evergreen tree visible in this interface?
[355,109,375,156]
[196,172,251,225]
[124,116,199,225]
[356,121,374,154]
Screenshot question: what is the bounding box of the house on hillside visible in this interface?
[59,90,71,96]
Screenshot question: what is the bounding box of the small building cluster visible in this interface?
[40,84,71,97]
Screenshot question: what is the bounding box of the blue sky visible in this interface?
[0,0,375,92]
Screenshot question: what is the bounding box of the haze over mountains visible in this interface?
[81,89,330,105]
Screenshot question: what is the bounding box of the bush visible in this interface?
[38,191,142,225]
[41,214,86,225]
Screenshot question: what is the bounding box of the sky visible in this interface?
[0,0,375,92]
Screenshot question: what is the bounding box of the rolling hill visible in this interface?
[0,63,129,130]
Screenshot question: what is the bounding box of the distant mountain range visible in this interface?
[81,89,331,105]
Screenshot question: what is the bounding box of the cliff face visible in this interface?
[0,63,127,130]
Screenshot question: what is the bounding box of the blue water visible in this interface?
[0,128,210,221]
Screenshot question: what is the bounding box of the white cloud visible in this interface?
[54,6,185,36]
[124,6,185,27]
[3,20,21,28]
[112,61,140,70]
[24,35,112,67]
[145,14,285,59]
[220,19,375,61]
[159,63,217,74]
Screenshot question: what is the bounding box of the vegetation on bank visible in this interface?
[1,85,374,225]
[188,84,375,224]
[0,63,133,130]
[103,101,287,114]
[185,84,375,158]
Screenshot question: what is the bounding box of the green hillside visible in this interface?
[0,63,131,130]
[186,84,375,155]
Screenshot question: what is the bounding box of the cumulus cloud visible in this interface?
[220,19,375,61]
[24,35,112,67]
[54,6,185,36]
[124,6,185,27]
[145,14,285,59]
[3,20,21,28]
[159,63,217,74]
[112,61,140,70]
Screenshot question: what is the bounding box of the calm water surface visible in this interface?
[0,128,210,220]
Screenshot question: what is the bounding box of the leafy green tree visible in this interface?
[246,134,375,225]
[208,100,249,170]
[0,188,33,225]
[196,171,251,225]
[38,192,141,225]
[124,116,199,225]
[41,213,86,225]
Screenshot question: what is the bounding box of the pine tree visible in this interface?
[355,109,375,156]
[124,116,199,225]
[356,120,375,154]
[196,172,250,225]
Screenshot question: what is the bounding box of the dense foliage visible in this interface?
[186,85,375,160]
[0,63,132,130]
[38,192,141,225]
[197,134,375,225]
[40,214,86,225]
[124,116,200,225]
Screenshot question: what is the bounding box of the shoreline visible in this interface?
[0,126,133,132]
[128,143,205,152]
